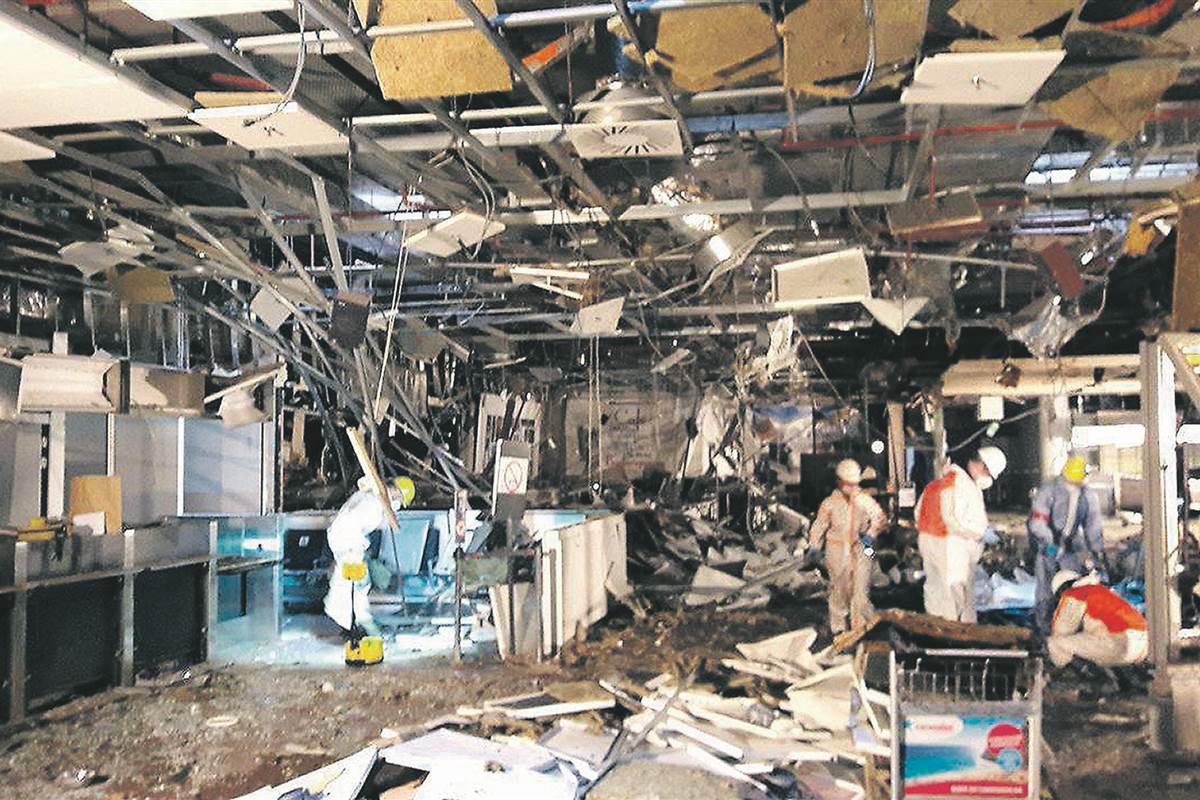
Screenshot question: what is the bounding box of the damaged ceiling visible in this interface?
[0,0,1198,494]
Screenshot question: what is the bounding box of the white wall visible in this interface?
[182,418,266,514]
[0,421,43,526]
[114,416,180,525]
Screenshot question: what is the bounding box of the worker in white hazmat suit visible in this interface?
[324,476,415,635]
[914,446,1006,623]
[802,459,887,634]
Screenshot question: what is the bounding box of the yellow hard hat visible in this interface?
[1062,456,1087,484]
[391,476,416,506]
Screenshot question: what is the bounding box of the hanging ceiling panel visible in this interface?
[0,131,54,162]
[188,103,347,152]
[121,0,293,19]
[0,17,184,129]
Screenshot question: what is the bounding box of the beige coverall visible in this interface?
[808,489,887,633]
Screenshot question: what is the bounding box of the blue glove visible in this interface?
[804,546,821,565]
[1043,543,1059,558]
[983,526,1000,546]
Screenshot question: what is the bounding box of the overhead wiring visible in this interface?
[244,0,307,128]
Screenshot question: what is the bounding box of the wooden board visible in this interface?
[108,265,175,305]
[832,609,1031,653]
[68,475,122,535]
[368,0,513,100]
[781,0,926,93]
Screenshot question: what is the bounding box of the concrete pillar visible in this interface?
[1038,395,1071,480]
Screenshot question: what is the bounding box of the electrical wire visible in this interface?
[244,0,307,128]
[847,0,877,100]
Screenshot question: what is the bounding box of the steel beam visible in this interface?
[453,0,565,124]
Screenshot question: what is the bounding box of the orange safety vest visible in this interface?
[916,469,957,538]
[1060,584,1147,633]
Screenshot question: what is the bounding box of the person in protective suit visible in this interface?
[914,446,1007,623]
[802,459,887,634]
[1028,456,1108,635]
[324,476,415,636]
[1046,570,1146,669]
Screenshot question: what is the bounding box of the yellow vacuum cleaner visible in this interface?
[342,561,383,666]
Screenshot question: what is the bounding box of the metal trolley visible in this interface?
[889,648,1043,800]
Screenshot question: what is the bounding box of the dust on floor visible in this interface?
[0,660,553,800]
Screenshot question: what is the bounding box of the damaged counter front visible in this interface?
[0,520,217,724]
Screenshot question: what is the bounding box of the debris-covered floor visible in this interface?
[1,605,1192,800]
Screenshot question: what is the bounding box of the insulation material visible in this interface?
[0,131,53,163]
[109,266,175,305]
[188,103,346,152]
[364,0,513,101]
[948,0,1076,39]
[773,248,871,306]
[901,50,1065,106]
[68,476,122,535]
[0,17,183,129]
[654,4,778,92]
[1172,200,1200,331]
[194,91,284,108]
[1040,240,1084,300]
[898,258,960,345]
[670,50,780,93]
[122,0,292,19]
[780,0,927,94]
[887,191,983,241]
[1040,63,1181,143]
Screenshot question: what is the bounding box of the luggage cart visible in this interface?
[889,648,1042,799]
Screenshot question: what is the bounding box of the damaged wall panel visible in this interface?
[780,0,927,95]
[358,0,513,100]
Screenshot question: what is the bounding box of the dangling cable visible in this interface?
[244,0,308,128]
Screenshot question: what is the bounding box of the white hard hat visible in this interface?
[1052,570,1081,595]
[835,459,862,484]
[977,446,1007,479]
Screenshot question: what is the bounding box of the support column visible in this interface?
[886,400,906,495]
[7,542,27,723]
[1142,341,1182,670]
[119,531,135,686]
[931,392,947,476]
[1038,395,1071,480]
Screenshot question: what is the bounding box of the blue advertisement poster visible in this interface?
[902,713,1030,798]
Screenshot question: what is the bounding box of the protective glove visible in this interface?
[1042,543,1060,559]
[804,546,822,566]
[982,526,1000,546]
[859,536,876,559]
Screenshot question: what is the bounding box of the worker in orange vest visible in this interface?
[1047,571,1147,668]
[914,446,1007,622]
[802,459,887,634]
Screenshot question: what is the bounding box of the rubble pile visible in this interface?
[234,627,887,800]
